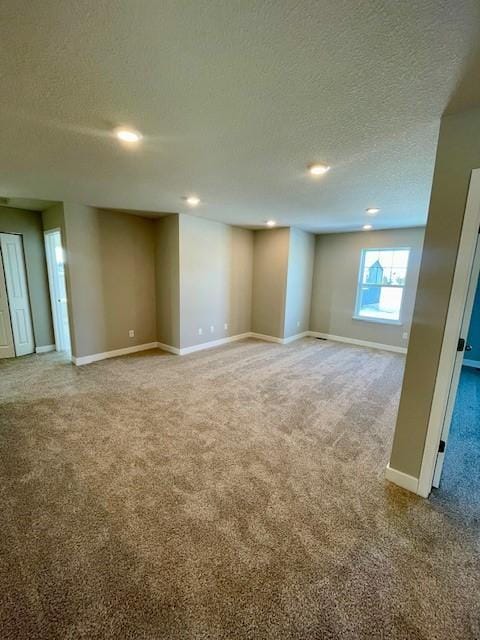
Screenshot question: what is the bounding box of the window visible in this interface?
[354,248,410,323]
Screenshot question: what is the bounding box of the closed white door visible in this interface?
[0,254,15,358]
[0,233,34,356]
[44,230,71,352]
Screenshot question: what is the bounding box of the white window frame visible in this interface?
[353,247,411,325]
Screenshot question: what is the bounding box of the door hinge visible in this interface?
[438,440,446,453]
[457,337,465,352]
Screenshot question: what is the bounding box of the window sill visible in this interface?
[352,315,403,326]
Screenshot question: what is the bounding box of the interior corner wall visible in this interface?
[63,204,157,358]
[178,214,253,349]
[310,227,424,348]
[0,206,54,348]
[390,106,480,480]
[284,228,315,338]
[155,214,180,349]
[251,228,290,339]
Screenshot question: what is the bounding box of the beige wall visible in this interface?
[155,215,180,349]
[390,106,480,479]
[0,206,54,348]
[251,228,290,338]
[310,227,424,348]
[284,228,315,338]
[179,214,253,349]
[63,204,157,358]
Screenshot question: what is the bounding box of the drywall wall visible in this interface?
[155,215,180,349]
[310,227,424,348]
[284,228,315,338]
[390,106,480,479]
[63,204,157,358]
[466,277,480,363]
[251,228,290,338]
[179,214,253,349]
[0,206,54,348]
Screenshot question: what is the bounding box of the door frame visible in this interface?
[417,168,480,497]
[44,228,70,352]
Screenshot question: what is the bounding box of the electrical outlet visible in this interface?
[224,323,228,330]
[128,329,135,338]
[210,325,214,334]
[402,332,409,340]
[297,321,301,328]
[198,328,203,336]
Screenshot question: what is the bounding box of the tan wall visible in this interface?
[0,206,54,347]
[155,215,180,349]
[390,106,480,478]
[310,228,424,348]
[63,204,157,358]
[251,228,290,339]
[179,214,253,349]
[284,228,315,338]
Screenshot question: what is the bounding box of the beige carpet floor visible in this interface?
[0,338,479,639]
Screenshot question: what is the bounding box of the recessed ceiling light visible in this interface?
[266,220,276,227]
[186,196,200,206]
[366,207,380,215]
[308,163,330,176]
[363,224,373,230]
[114,127,142,143]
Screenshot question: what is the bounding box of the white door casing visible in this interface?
[0,252,15,358]
[44,229,71,352]
[0,233,35,356]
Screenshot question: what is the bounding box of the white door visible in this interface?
[0,253,15,358]
[432,234,480,487]
[0,233,35,356]
[44,230,71,352]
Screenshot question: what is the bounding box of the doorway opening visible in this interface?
[418,168,480,498]
[44,229,71,354]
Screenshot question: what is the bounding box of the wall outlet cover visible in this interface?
[210,325,214,333]
[198,328,203,335]
[402,332,409,340]
[224,323,228,330]
[129,329,135,338]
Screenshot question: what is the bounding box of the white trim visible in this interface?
[70,328,411,366]
[35,344,56,354]
[72,342,159,366]
[385,464,419,494]
[417,168,480,498]
[282,331,310,344]
[463,358,480,369]
[308,331,407,354]
[179,333,251,355]
[157,342,180,355]
[249,332,284,344]
[352,315,402,326]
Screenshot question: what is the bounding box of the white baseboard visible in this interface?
[72,342,159,366]
[249,332,284,344]
[283,331,310,344]
[35,344,56,354]
[179,333,251,355]
[157,342,180,355]
[385,464,419,494]
[71,330,408,366]
[308,331,407,354]
[463,358,480,369]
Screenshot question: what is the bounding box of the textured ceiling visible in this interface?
[1,1,479,232]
